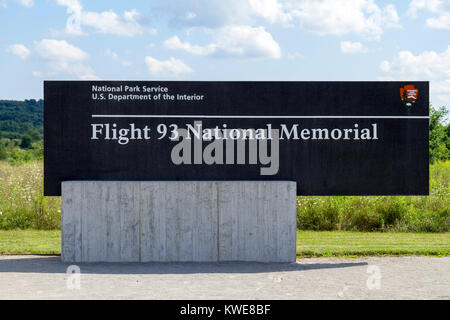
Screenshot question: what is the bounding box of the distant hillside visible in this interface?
[0,100,43,139]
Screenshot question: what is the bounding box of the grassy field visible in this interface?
[0,160,448,232]
[297,231,450,257]
[0,230,60,254]
[0,161,60,230]
[0,230,448,256]
[297,161,449,232]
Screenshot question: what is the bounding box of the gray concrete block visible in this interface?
[61,181,296,263]
[139,182,218,262]
[218,182,297,262]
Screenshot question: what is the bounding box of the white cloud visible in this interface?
[211,26,281,59]
[248,0,293,24]
[164,26,281,60]
[153,0,290,28]
[153,0,293,27]
[154,0,253,28]
[80,9,146,37]
[35,39,87,61]
[380,46,450,105]
[57,0,82,13]
[408,0,450,30]
[144,56,193,77]
[380,48,450,78]
[0,0,35,7]
[407,0,444,18]
[15,0,33,7]
[6,44,30,59]
[340,41,368,54]
[164,36,215,56]
[428,14,450,29]
[154,0,399,39]
[56,0,149,36]
[34,39,98,79]
[293,0,400,39]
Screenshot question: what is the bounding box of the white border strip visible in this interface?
[91,115,429,119]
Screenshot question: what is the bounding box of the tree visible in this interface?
[0,145,6,160]
[0,99,43,139]
[26,128,41,141]
[429,106,449,163]
[446,123,450,151]
[19,134,32,149]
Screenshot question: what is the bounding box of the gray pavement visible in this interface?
[0,255,448,300]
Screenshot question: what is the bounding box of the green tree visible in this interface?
[429,106,449,163]
[0,145,6,160]
[19,134,32,149]
[25,128,41,142]
[446,123,450,151]
[0,99,43,139]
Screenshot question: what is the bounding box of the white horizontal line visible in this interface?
[91,115,429,119]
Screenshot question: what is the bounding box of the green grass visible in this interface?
[0,160,448,232]
[0,230,448,257]
[0,230,60,254]
[297,231,450,257]
[297,161,449,233]
[0,161,61,230]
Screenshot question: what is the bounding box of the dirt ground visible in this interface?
[0,255,448,300]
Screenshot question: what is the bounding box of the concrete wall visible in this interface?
[61,181,296,263]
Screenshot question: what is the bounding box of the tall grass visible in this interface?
[0,161,60,229]
[0,160,448,231]
[297,161,449,232]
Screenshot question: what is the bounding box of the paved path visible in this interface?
[0,255,448,299]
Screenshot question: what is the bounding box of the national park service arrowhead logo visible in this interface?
[400,85,418,108]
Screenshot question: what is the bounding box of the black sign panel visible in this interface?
[44,81,429,196]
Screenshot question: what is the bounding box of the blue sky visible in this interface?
[1,0,449,109]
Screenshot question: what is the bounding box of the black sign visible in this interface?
[44,81,429,196]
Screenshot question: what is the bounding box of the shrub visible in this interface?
[0,160,448,232]
[340,197,383,231]
[297,197,341,231]
[0,146,6,160]
[19,135,32,149]
[6,148,34,164]
[297,161,450,232]
[376,197,410,227]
